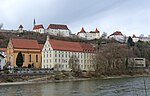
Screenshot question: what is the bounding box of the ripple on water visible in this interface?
[0,76,150,96]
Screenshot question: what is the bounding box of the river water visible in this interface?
[0,76,150,96]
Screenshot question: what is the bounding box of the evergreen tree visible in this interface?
[16,52,24,67]
[127,36,135,46]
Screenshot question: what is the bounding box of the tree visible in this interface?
[127,36,135,46]
[68,55,82,77]
[101,32,107,39]
[16,52,24,67]
[69,55,80,72]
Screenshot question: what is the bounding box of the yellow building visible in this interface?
[7,38,43,68]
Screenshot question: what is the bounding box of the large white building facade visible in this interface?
[108,31,126,43]
[33,24,45,34]
[42,36,96,71]
[77,27,100,40]
[46,24,71,37]
[132,34,150,42]
[32,24,71,37]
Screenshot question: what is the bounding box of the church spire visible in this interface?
[33,18,36,26]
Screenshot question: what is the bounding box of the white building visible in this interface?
[46,24,71,37]
[33,24,45,34]
[77,27,100,40]
[42,36,95,71]
[108,31,125,43]
[18,25,24,33]
[132,34,150,42]
[129,58,146,68]
[0,48,6,70]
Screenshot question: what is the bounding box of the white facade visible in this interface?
[109,35,125,42]
[108,31,126,43]
[86,32,100,40]
[77,33,87,39]
[46,29,71,37]
[42,38,95,71]
[129,58,146,68]
[0,55,5,70]
[77,28,100,40]
[18,25,24,33]
[33,24,45,34]
[33,28,45,34]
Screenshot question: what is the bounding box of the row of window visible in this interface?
[43,59,93,64]
[43,52,94,59]
[43,64,94,69]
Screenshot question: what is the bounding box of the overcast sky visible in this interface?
[0,0,150,36]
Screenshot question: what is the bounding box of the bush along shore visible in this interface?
[0,69,149,85]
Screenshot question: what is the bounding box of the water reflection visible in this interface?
[0,76,150,96]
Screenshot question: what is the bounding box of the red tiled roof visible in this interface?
[49,39,95,52]
[33,24,44,30]
[0,48,7,52]
[39,44,44,51]
[95,28,99,33]
[11,38,40,50]
[47,24,69,30]
[110,31,123,36]
[77,27,86,35]
[132,34,136,38]
[80,27,86,33]
[79,43,95,52]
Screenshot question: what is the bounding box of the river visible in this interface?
[0,76,150,96]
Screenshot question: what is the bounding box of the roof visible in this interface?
[39,44,44,51]
[47,24,69,30]
[95,28,99,33]
[11,38,40,50]
[0,48,7,52]
[19,25,23,28]
[77,27,86,35]
[109,31,123,36]
[33,24,44,30]
[48,39,95,52]
[132,34,136,38]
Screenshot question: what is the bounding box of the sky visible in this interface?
[0,0,150,36]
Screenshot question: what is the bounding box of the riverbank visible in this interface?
[0,74,149,86]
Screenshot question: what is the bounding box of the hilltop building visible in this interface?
[32,24,71,37]
[77,27,100,40]
[7,38,43,68]
[42,36,95,71]
[18,25,24,33]
[33,24,45,34]
[132,34,150,42]
[108,31,126,43]
[45,24,71,37]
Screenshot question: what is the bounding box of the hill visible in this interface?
[0,31,86,48]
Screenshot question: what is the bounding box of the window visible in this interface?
[23,54,25,62]
[29,55,31,62]
[55,59,57,63]
[36,55,38,63]
[55,53,57,57]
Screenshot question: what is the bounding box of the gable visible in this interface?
[42,40,53,51]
